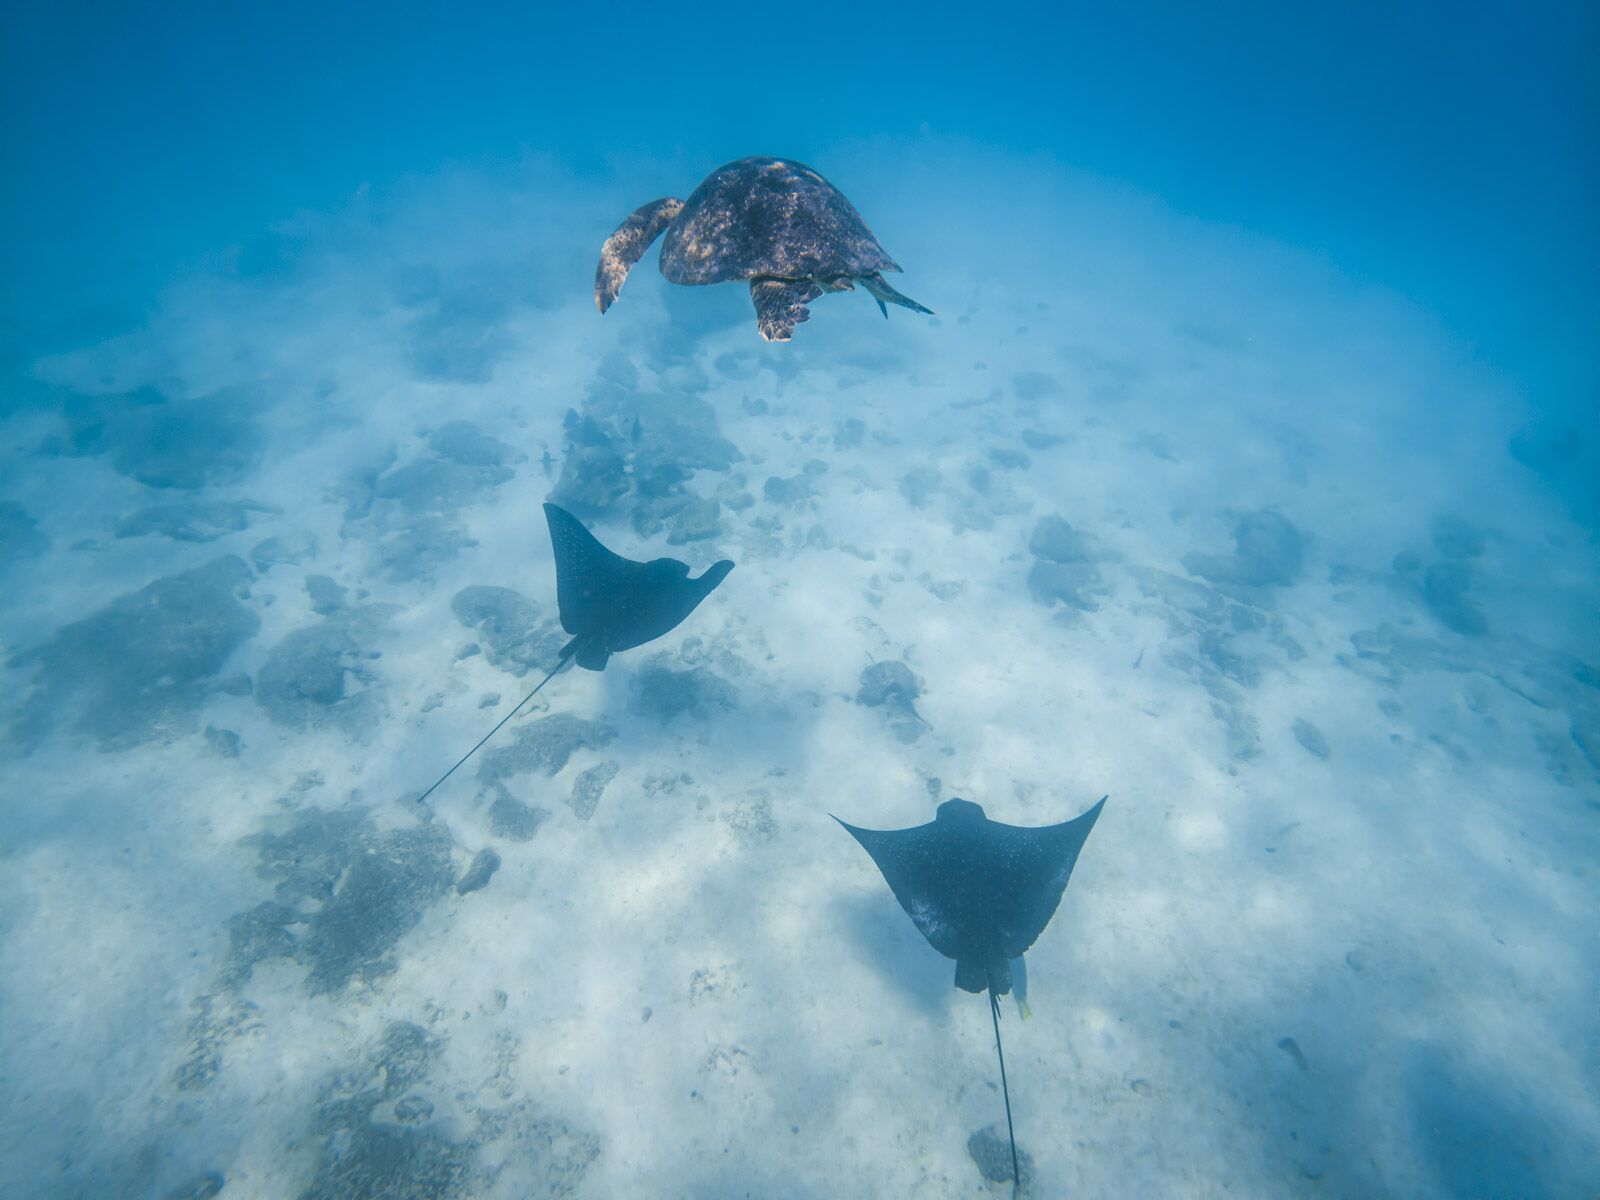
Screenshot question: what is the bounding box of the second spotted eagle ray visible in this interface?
[413,502,733,804]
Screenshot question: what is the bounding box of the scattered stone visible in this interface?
[1026,515,1108,612]
[1293,718,1330,760]
[630,661,736,723]
[899,466,942,509]
[1197,627,1260,687]
[255,605,397,732]
[1012,370,1062,401]
[489,791,548,842]
[1133,431,1179,462]
[1276,1036,1310,1070]
[1020,428,1064,450]
[304,823,455,993]
[662,362,710,394]
[1430,514,1486,560]
[643,771,693,798]
[218,672,254,696]
[162,1171,225,1200]
[856,661,926,743]
[987,447,1031,470]
[834,418,865,448]
[549,377,741,536]
[456,848,501,895]
[394,1095,437,1124]
[305,574,347,614]
[804,523,834,551]
[222,902,301,986]
[1183,510,1305,588]
[176,994,262,1089]
[1422,561,1488,637]
[763,474,814,508]
[667,496,722,544]
[967,1124,1034,1193]
[428,420,514,467]
[715,474,756,513]
[9,555,259,749]
[298,1019,602,1200]
[723,790,778,842]
[716,349,761,379]
[337,421,517,581]
[115,500,278,542]
[251,530,318,571]
[372,1021,442,1094]
[451,585,567,677]
[478,714,616,781]
[1130,566,1227,626]
[43,385,263,490]
[1028,515,1097,564]
[1130,566,1281,756]
[0,500,48,560]
[550,411,629,515]
[1508,421,1581,472]
[301,1106,470,1200]
[375,513,478,582]
[204,725,242,758]
[1028,560,1108,612]
[233,809,455,994]
[857,661,921,709]
[373,442,515,515]
[570,761,620,821]
[404,290,516,384]
[479,692,500,708]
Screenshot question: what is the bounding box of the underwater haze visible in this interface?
[2,4,1597,1198]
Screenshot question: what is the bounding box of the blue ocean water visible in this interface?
[2,4,1596,1198]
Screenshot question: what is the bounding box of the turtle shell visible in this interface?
[659,157,899,286]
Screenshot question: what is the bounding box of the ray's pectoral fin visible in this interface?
[596,197,685,313]
[751,278,824,343]
[860,272,934,318]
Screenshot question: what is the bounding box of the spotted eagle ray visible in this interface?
[836,796,1106,1196]
[413,502,734,804]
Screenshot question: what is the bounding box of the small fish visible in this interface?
[1009,956,1031,1020]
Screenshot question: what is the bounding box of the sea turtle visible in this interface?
[595,156,933,342]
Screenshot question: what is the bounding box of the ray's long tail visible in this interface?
[412,645,574,807]
[989,981,1022,1199]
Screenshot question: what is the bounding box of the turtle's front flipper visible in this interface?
[596,198,685,313]
[860,272,933,318]
[750,278,823,343]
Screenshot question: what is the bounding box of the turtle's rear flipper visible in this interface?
[596,198,685,313]
[860,272,933,318]
[751,278,823,343]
